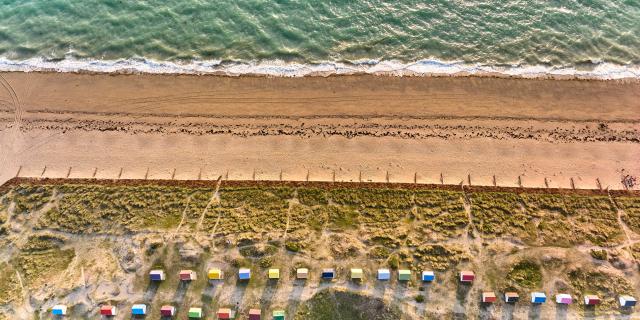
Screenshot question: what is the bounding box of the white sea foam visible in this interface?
[0,56,638,80]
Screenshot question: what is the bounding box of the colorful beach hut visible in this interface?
[217,308,236,319]
[131,304,147,315]
[504,292,519,303]
[238,268,251,280]
[268,268,280,279]
[100,305,117,316]
[160,305,176,317]
[296,268,308,279]
[531,292,546,304]
[619,295,637,307]
[482,292,497,303]
[421,271,435,282]
[180,270,197,281]
[459,271,474,282]
[378,268,391,280]
[249,309,261,320]
[351,268,363,280]
[556,294,572,304]
[272,309,285,320]
[398,269,411,281]
[149,269,165,281]
[584,295,601,305]
[188,307,203,318]
[52,305,67,316]
[321,268,335,280]
[208,268,224,280]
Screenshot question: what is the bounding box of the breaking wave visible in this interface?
[1,56,639,80]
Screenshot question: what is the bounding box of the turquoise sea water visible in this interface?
[0,0,639,77]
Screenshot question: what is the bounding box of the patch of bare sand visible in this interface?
[0,72,638,190]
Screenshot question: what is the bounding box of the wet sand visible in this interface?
[0,72,639,189]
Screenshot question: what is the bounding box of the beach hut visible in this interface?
[482,292,497,303]
[268,268,280,279]
[180,270,197,281]
[421,271,435,282]
[296,268,308,279]
[160,305,176,317]
[321,268,335,280]
[531,292,546,304]
[398,269,411,281]
[556,294,572,304]
[378,268,391,280]
[351,268,363,280]
[584,295,601,305]
[459,271,474,282]
[272,309,285,320]
[52,305,67,316]
[100,305,117,316]
[249,309,261,320]
[619,295,637,307]
[217,308,236,319]
[238,268,251,280]
[131,304,147,315]
[504,292,519,303]
[208,268,224,280]
[149,269,165,281]
[188,307,203,318]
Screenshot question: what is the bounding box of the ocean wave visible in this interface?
[0,56,639,80]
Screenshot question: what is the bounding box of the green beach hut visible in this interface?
[398,269,411,281]
[188,307,203,318]
[272,309,285,320]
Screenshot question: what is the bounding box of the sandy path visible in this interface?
[0,72,638,190]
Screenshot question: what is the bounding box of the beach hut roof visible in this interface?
[399,269,411,274]
[297,268,308,273]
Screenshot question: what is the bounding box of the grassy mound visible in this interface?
[294,289,405,320]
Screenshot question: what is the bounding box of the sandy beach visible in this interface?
[1,72,639,189]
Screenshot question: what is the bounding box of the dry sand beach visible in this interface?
[0,72,639,189]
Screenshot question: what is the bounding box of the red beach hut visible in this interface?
[459,271,475,282]
[482,292,497,303]
[160,305,176,317]
[100,305,117,316]
[249,308,261,320]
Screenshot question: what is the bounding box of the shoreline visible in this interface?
[2,58,640,81]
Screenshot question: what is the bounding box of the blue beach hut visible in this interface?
[620,295,637,307]
[238,268,251,280]
[321,268,335,279]
[531,292,546,304]
[149,269,165,281]
[131,304,147,315]
[377,269,391,280]
[421,271,435,282]
[52,305,67,316]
